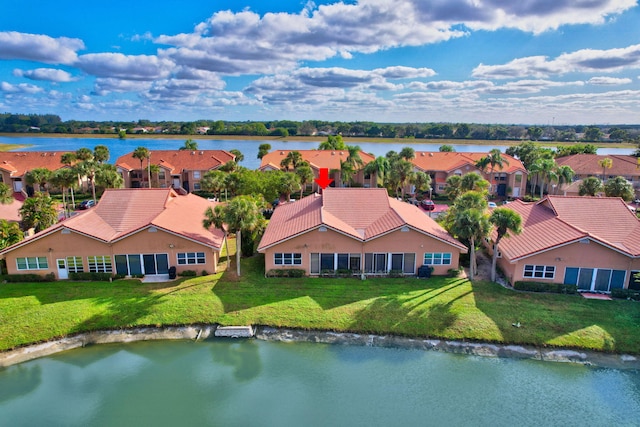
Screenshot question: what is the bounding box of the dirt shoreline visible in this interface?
[1,325,638,370]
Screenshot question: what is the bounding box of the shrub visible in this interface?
[2,273,56,283]
[265,269,306,278]
[178,270,197,277]
[447,267,463,278]
[335,269,353,278]
[69,272,113,281]
[514,281,577,294]
[201,270,209,276]
[611,289,640,301]
[388,269,404,278]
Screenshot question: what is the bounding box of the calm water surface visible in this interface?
[1,339,639,427]
[1,136,634,170]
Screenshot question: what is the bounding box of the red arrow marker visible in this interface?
[314,168,334,189]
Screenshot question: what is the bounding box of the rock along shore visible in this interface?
[1,325,638,370]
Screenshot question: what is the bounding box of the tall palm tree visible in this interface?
[179,139,198,151]
[579,176,603,196]
[460,172,489,193]
[74,160,99,203]
[604,176,634,201]
[93,145,110,163]
[0,219,23,249]
[257,143,271,159]
[278,172,302,201]
[280,151,303,171]
[449,207,490,279]
[229,149,244,163]
[537,158,557,199]
[444,175,463,201]
[95,164,124,190]
[24,167,52,194]
[410,171,432,196]
[201,170,227,200]
[295,164,314,198]
[386,158,413,198]
[60,152,78,209]
[132,146,151,188]
[489,208,522,282]
[363,156,390,187]
[554,165,574,194]
[318,135,346,150]
[598,157,613,182]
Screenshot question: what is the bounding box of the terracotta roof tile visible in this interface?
[0,151,74,176]
[259,149,375,171]
[496,196,640,260]
[115,150,235,174]
[258,188,466,251]
[556,154,640,176]
[411,152,526,174]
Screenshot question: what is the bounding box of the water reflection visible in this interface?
[211,339,262,381]
[0,364,41,403]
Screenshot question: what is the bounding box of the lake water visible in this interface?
[1,136,634,170]
[1,339,639,426]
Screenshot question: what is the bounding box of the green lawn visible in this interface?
[1,254,640,353]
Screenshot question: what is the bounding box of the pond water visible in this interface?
[1,136,634,170]
[1,339,639,426]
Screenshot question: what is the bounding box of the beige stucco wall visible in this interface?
[497,239,640,288]
[3,227,219,278]
[262,227,462,276]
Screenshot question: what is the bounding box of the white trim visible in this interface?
[509,235,637,262]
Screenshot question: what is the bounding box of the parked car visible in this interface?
[488,202,498,209]
[421,199,435,211]
[78,199,96,210]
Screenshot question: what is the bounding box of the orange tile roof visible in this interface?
[258,188,466,251]
[259,149,375,171]
[0,189,224,254]
[411,152,526,174]
[0,197,23,222]
[115,150,235,173]
[556,154,640,176]
[0,151,74,177]
[496,195,640,261]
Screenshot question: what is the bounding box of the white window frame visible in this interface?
[66,256,84,273]
[88,255,113,273]
[274,253,302,266]
[16,256,48,270]
[423,253,452,266]
[177,252,206,265]
[193,171,201,179]
[523,264,555,280]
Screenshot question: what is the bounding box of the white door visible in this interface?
[173,178,180,189]
[512,187,520,197]
[13,180,22,192]
[57,259,68,280]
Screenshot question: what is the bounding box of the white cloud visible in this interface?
[473,43,640,79]
[0,31,84,64]
[588,76,633,85]
[0,81,44,94]
[92,78,153,96]
[13,68,76,82]
[76,53,175,80]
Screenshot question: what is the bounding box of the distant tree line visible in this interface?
[2,113,640,143]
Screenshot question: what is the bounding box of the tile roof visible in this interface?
[411,151,526,174]
[0,189,224,254]
[258,188,466,251]
[0,151,74,177]
[496,195,640,261]
[115,150,235,174]
[555,154,640,176]
[0,197,23,222]
[259,149,375,171]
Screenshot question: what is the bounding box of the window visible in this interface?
[424,253,451,266]
[274,253,302,265]
[158,170,166,180]
[310,253,361,274]
[177,252,206,265]
[193,183,201,190]
[193,171,201,179]
[364,253,388,274]
[88,256,112,273]
[523,264,555,279]
[16,256,48,270]
[66,256,84,273]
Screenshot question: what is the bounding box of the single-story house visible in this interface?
[115,150,236,192]
[0,151,77,195]
[259,149,377,190]
[410,152,527,198]
[488,195,640,291]
[257,188,467,276]
[0,188,225,279]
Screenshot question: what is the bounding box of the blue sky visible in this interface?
[1,0,639,125]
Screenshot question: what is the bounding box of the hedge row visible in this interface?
[513,281,578,294]
[68,272,118,281]
[611,289,640,301]
[1,273,56,283]
[266,269,306,278]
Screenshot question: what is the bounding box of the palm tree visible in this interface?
[318,135,346,150]
[536,158,557,198]
[148,164,161,188]
[278,172,302,201]
[179,139,198,150]
[363,156,390,187]
[460,172,489,193]
[484,149,509,194]
[341,145,364,185]
[74,160,99,203]
[201,170,227,200]
[24,167,52,194]
[399,147,415,161]
[60,152,78,209]
[410,171,432,196]
[0,182,13,204]
[257,143,271,159]
[554,165,574,194]
[598,157,613,182]
[604,176,634,201]
[93,145,110,163]
[19,192,57,233]
[95,164,124,190]
[0,219,23,249]
[75,147,93,162]
[449,207,490,279]
[444,175,463,201]
[386,158,413,198]
[132,146,151,188]
[229,149,244,163]
[295,164,314,198]
[50,169,72,218]
[280,151,303,171]
[489,208,522,282]
[203,195,266,276]
[579,176,603,196]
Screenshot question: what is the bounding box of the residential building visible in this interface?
[410,152,527,198]
[259,149,377,191]
[488,195,640,291]
[115,150,235,192]
[0,188,225,279]
[0,151,75,195]
[258,188,466,276]
[556,154,640,189]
